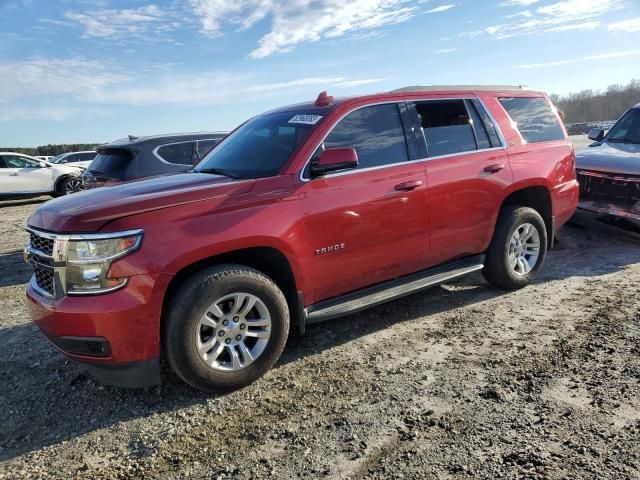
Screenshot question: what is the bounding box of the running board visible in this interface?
[305,254,485,325]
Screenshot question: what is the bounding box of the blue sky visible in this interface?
[1,0,639,146]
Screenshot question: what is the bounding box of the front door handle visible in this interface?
[394,180,423,191]
[484,164,505,174]
[9,173,18,176]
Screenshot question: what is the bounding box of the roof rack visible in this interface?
[391,85,527,93]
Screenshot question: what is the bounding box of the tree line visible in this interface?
[551,79,640,124]
[1,144,100,157]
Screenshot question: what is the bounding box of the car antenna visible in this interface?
[128,134,139,141]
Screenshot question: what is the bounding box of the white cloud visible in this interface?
[0,57,385,121]
[608,18,640,32]
[64,4,171,39]
[425,5,456,14]
[501,0,540,5]
[515,49,640,69]
[190,0,423,58]
[435,48,456,54]
[485,0,624,39]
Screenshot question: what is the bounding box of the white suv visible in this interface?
[50,151,97,168]
[0,152,84,199]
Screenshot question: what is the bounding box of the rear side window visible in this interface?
[87,150,132,176]
[321,103,408,170]
[78,152,96,161]
[195,139,220,161]
[156,141,194,165]
[499,97,564,143]
[414,100,477,157]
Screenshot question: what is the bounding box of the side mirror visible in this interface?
[588,127,605,142]
[311,147,358,177]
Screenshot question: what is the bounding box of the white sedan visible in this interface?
[0,152,85,199]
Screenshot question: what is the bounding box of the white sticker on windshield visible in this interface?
[288,114,323,125]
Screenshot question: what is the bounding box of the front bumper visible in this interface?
[578,200,640,224]
[26,271,172,388]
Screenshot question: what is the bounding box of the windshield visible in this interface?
[606,108,640,144]
[50,154,66,163]
[195,111,323,179]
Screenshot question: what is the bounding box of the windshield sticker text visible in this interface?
[289,114,322,125]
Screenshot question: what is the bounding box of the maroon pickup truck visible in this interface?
[24,86,579,393]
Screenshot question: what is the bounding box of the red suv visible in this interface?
[24,86,579,392]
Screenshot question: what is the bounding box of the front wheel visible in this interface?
[53,176,82,197]
[164,265,289,393]
[483,206,548,290]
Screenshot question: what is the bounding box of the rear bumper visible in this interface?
[552,179,580,231]
[26,272,172,388]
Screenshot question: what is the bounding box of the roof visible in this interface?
[266,84,543,115]
[100,131,228,149]
[0,152,38,158]
[391,85,529,93]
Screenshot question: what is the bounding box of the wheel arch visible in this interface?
[161,246,304,341]
[499,185,553,247]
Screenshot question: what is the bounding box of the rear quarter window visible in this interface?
[499,97,564,143]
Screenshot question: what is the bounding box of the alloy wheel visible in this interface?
[195,292,271,372]
[508,222,541,276]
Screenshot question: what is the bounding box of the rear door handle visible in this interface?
[394,180,423,191]
[484,164,505,174]
[9,173,18,176]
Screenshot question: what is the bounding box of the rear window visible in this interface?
[499,97,564,143]
[87,150,133,176]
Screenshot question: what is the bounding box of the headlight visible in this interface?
[65,231,143,294]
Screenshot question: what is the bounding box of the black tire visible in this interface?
[53,176,81,197]
[483,206,548,290]
[164,264,289,393]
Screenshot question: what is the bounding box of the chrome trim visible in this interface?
[152,138,222,166]
[30,276,53,299]
[25,247,53,260]
[68,278,129,296]
[25,227,143,300]
[299,96,507,182]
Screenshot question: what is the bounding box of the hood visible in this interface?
[51,163,84,176]
[28,173,253,232]
[576,141,640,175]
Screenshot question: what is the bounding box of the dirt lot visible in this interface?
[0,197,638,480]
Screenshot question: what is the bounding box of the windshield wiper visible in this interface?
[197,167,237,179]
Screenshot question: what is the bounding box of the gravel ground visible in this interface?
[0,195,639,480]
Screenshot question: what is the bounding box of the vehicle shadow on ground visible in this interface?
[1,222,638,462]
[0,197,47,209]
[0,251,31,288]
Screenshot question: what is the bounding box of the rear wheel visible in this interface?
[164,265,289,393]
[483,206,548,290]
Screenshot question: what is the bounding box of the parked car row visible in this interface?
[1,132,226,199]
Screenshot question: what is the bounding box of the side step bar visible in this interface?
[304,254,485,325]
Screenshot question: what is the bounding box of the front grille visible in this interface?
[578,171,640,206]
[33,262,54,295]
[29,232,54,256]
